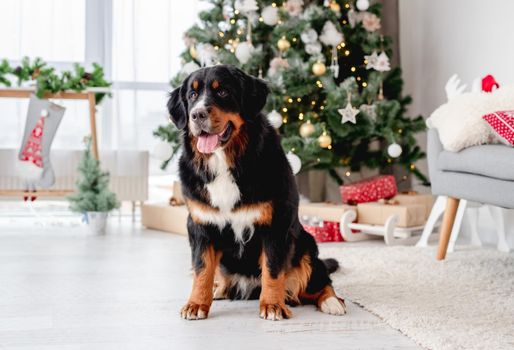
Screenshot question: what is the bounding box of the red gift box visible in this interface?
[340,175,397,205]
[303,221,343,243]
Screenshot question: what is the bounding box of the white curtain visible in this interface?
[0,0,85,62]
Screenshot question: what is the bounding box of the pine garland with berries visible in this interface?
[0,57,111,104]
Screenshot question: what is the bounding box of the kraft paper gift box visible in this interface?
[357,201,426,228]
[393,193,435,219]
[142,203,189,235]
[298,202,356,222]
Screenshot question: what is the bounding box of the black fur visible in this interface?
[168,65,337,301]
[167,86,187,130]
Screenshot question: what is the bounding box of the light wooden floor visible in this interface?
[0,220,421,350]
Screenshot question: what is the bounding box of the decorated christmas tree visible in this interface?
[68,137,119,213]
[154,0,427,184]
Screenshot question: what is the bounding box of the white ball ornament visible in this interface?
[153,141,173,161]
[305,42,322,55]
[286,151,302,175]
[181,61,200,75]
[356,0,370,11]
[301,29,318,44]
[235,41,254,64]
[387,143,403,158]
[261,5,279,26]
[267,110,283,129]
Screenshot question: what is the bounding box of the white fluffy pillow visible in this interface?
[427,85,514,152]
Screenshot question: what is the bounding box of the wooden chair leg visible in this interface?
[437,197,460,260]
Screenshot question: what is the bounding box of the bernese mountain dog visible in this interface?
[168,65,346,321]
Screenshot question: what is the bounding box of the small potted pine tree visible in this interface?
[68,137,119,234]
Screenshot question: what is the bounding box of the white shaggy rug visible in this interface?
[320,245,514,350]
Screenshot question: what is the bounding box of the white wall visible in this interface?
[400,0,514,119]
[399,0,514,248]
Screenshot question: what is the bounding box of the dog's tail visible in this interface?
[322,258,339,274]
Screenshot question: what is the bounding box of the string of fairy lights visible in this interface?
[270,1,370,174]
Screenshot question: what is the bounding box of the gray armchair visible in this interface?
[427,129,514,259]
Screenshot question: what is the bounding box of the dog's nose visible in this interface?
[191,109,208,122]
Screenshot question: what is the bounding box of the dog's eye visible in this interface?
[217,89,228,98]
[189,91,198,100]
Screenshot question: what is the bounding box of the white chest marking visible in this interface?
[199,150,257,244]
[206,150,240,212]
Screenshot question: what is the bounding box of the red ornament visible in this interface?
[340,175,397,205]
[483,110,514,145]
[482,74,499,92]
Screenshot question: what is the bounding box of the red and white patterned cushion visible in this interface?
[483,110,514,146]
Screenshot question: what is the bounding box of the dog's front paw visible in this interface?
[259,303,292,321]
[180,302,210,320]
[319,296,346,316]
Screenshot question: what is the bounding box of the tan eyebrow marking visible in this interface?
[212,80,220,89]
[192,80,199,90]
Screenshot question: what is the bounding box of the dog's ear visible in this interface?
[167,86,187,129]
[241,72,269,118]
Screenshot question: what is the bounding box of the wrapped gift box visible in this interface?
[298,202,356,222]
[142,203,188,235]
[340,175,397,205]
[357,201,425,227]
[303,221,343,243]
[394,192,435,219]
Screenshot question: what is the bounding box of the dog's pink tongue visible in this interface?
[197,134,219,154]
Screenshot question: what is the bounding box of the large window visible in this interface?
[0,0,86,62]
[0,0,207,174]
